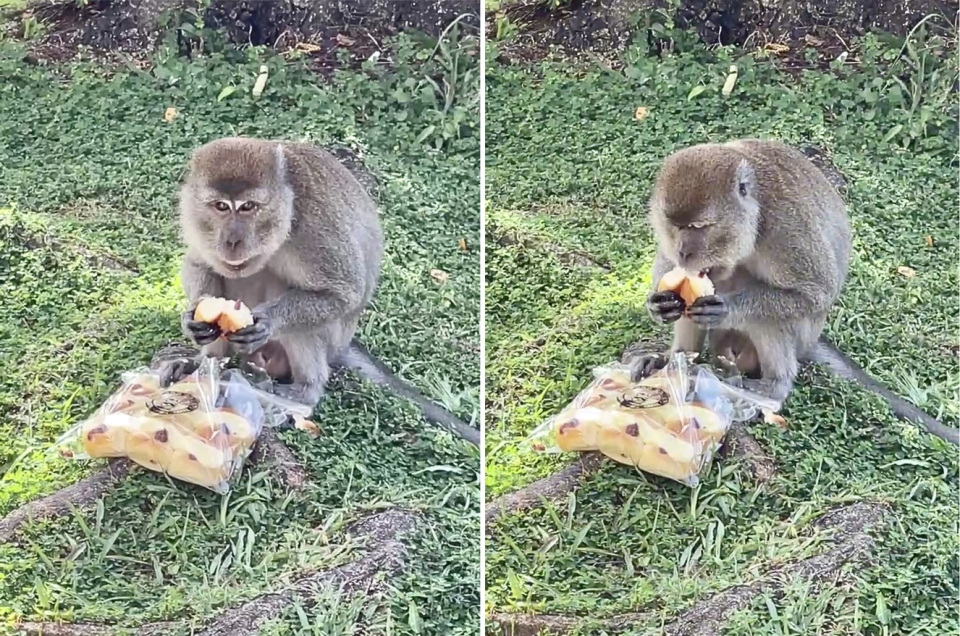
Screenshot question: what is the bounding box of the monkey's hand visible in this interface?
[182,304,222,347]
[627,352,668,382]
[646,290,685,324]
[157,356,201,387]
[225,309,274,353]
[686,295,728,328]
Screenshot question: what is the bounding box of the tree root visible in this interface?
[0,458,132,544]
[485,452,604,531]
[15,509,418,636]
[487,611,652,636]
[720,421,776,484]
[488,502,889,636]
[1,427,310,546]
[251,427,310,490]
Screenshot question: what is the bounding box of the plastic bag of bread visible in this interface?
[54,357,294,494]
[524,352,780,487]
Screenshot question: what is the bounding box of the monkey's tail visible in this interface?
[339,339,481,447]
[810,336,959,446]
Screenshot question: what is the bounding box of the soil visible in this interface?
[488,0,956,70]
[11,0,481,68]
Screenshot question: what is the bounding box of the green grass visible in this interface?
[484,30,959,635]
[0,27,480,635]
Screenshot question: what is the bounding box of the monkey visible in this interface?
[160,137,480,447]
[629,138,958,446]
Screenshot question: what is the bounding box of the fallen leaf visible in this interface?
[804,34,824,47]
[163,107,178,122]
[721,65,738,97]
[430,268,449,283]
[252,65,269,99]
[764,43,790,55]
[634,106,649,122]
[59,449,74,459]
[458,237,468,251]
[762,409,787,428]
[292,414,321,436]
[296,42,322,53]
[925,235,934,247]
[336,34,356,47]
[897,265,916,278]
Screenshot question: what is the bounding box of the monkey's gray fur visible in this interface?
[631,138,957,446]
[165,137,480,446]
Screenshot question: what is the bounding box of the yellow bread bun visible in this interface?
[595,420,699,482]
[125,443,230,491]
[122,418,224,467]
[194,297,254,334]
[554,407,632,452]
[657,267,715,308]
[80,412,129,458]
[192,409,258,453]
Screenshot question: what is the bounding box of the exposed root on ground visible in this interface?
[251,427,310,490]
[485,452,604,531]
[721,421,776,484]
[488,502,889,635]
[491,225,611,272]
[0,428,311,546]
[487,611,652,636]
[0,459,132,544]
[15,509,418,636]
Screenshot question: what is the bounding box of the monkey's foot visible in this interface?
[740,378,792,404]
[626,352,668,382]
[269,381,323,408]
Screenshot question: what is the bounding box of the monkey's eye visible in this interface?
[738,182,748,197]
[238,201,258,212]
[213,201,230,212]
[686,222,707,230]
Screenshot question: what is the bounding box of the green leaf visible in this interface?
[687,84,707,100]
[408,599,424,634]
[883,124,904,142]
[416,125,436,143]
[217,85,237,102]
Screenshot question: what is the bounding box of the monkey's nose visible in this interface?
[678,247,693,263]
[226,238,242,249]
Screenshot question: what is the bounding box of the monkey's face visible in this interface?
[180,138,294,278]
[649,145,761,274]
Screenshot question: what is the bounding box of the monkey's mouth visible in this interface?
[223,258,252,273]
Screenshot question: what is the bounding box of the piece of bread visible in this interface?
[657,267,715,308]
[194,297,254,334]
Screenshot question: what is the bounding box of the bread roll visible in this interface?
[657,267,715,308]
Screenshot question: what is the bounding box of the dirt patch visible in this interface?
[489,0,955,69]
[15,0,480,66]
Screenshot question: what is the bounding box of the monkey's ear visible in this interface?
[735,159,756,198]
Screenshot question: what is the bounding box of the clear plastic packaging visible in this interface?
[524,352,781,487]
[54,357,302,494]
